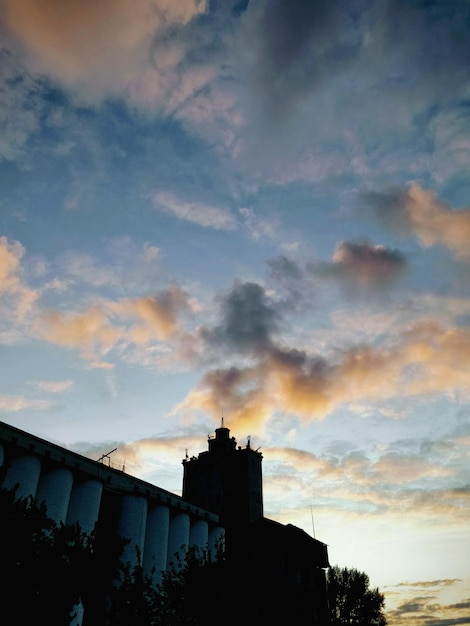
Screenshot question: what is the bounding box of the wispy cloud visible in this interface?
[387,582,470,626]
[32,379,74,393]
[0,49,44,161]
[60,251,119,288]
[0,236,39,325]
[153,191,238,231]
[0,394,51,412]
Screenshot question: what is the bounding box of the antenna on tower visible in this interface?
[310,505,316,539]
[97,448,117,467]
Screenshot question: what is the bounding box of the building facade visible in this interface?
[1,419,330,624]
[183,423,331,624]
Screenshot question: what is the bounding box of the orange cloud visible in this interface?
[36,306,122,366]
[176,320,470,432]
[366,183,470,261]
[1,0,207,100]
[0,236,38,320]
[404,183,470,260]
[35,286,192,365]
[0,394,51,412]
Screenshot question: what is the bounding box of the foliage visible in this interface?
[0,486,95,625]
[104,543,227,626]
[155,544,227,625]
[5,484,371,625]
[327,565,387,626]
[0,485,227,626]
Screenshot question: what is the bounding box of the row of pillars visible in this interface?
[1,448,225,623]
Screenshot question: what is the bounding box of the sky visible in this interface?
[1,0,470,623]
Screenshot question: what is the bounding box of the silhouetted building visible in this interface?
[183,422,263,530]
[183,422,330,624]
[1,419,330,625]
[0,420,223,626]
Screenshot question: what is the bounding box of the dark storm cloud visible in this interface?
[310,240,407,294]
[201,281,280,352]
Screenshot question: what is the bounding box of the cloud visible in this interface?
[0,49,44,161]
[153,191,238,230]
[0,236,38,323]
[311,240,407,295]
[33,380,74,393]
[60,251,119,287]
[201,281,280,353]
[0,394,51,412]
[429,107,470,184]
[176,281,470,431]
[228,0,470,185]
[243,0,358,120]
[371,452,452,484]
[239,207,280,241]
[266,255,303,282]
[48,240,163,294]
[72,432,209,486]
[363,183,470,261]
[0,236,193,367]
[35,286,193,366]
[0,0,207,103]
[36,306,123,367]
[109,287,193,344]
[389,590,470,626]
[258,443,468,525]
[397,580,461,589]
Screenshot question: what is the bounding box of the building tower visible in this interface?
[182,421,263,535]
[182,421,331,624]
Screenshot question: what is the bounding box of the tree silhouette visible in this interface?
[0,485,226,625]
[0,486,95,625]
[155,544,227,625]
[5,484,387,625]
[327,565,387,625]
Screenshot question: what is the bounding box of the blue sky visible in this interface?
[1,1,470,623]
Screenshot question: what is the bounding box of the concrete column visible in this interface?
[143,504,170,584]
[2,454,42,499]
[167,511,190,569]
[66,479,103,535]
[116,494,148,569]
[66,481,103,626]
[36,467,74,524]
[208,526,225,560]
[189,519,209,554]
[69,600,84,626]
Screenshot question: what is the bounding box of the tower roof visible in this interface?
[209,421,236,453]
